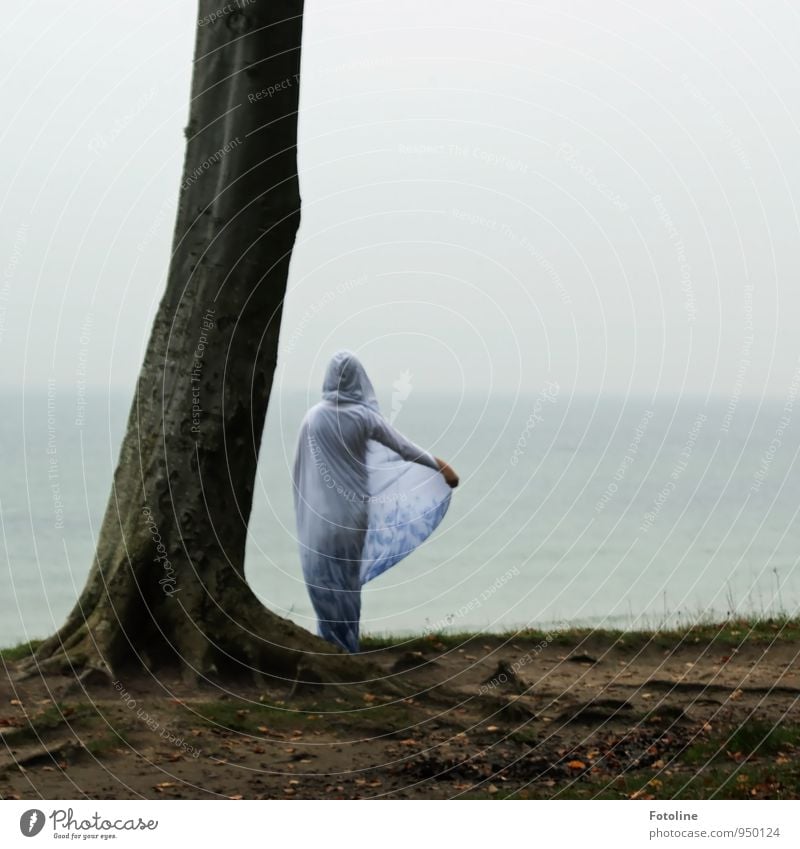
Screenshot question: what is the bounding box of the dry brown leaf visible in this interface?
[629,789,654,800]
[154,782,177,793]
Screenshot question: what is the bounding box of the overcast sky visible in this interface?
[1,0,799,400]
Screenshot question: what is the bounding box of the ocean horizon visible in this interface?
[2,387,799,648]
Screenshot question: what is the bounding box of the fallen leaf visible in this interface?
[629,789,655,800]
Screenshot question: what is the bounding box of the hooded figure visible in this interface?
[292,350,454,652]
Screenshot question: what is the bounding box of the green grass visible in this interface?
[4,618,798,661]
[1,702,95,745]
[360,616,800,652]
[577,759,800,800]
[0,639,43,660]
[683,720,800,764]
[465,759,800,800]
[83,728,132,755]
[465,719,800,800]
[190,695,420,738]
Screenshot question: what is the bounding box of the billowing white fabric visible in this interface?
[292,350,451,652]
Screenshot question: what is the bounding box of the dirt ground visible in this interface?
[2,627,799,799]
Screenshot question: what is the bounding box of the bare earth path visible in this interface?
[2,626,799,799]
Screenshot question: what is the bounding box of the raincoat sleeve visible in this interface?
[366,412,440,471]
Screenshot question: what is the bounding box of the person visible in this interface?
[292,350,458,652]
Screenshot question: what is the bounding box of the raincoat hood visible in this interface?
[321,350,379,411]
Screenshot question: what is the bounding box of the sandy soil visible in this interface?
[1,629,799,799]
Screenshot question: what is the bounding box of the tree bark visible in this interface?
[28,0,352,686]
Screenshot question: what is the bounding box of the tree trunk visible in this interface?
[29,0,350,686]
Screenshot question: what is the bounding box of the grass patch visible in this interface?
[5,617,798,662]
[581,759,800,800]
[0,639,43,661]
[192,701,293,733]
[360,616,800,652]
[190,696,420,739]
[683,720,800,764]
[466,757,800,800]
[359,631,486,651]
[83,728,132,756]
[2,702,95,745]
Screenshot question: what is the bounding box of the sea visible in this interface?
[2,387,799,648]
